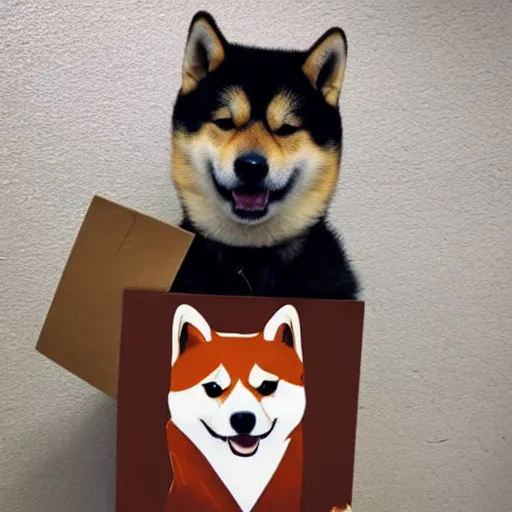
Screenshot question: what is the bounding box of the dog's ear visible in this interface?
[181,11,227,94]
[302,27,348,106]
[263,305,303,362]
[171,304,212,366]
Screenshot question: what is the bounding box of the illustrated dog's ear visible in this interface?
[302,27,348,106]
[263,305,303,362]
[181,11,227,94]
[171,304,212,366]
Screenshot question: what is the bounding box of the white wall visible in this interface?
[1,0,511,510]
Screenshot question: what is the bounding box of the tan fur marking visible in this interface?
[266,92,301,132]
[182,18,225,95]
[171,132,200,195]
[212,106,231,121]
[302,32,347,106]
[286,113,302,128]
[225,122,280,158]
[219,87,251,127]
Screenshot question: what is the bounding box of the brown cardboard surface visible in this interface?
[36,196,194,398]
[117,291,365,511]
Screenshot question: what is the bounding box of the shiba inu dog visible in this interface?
[165,304,306,511]
[170,11,360,300]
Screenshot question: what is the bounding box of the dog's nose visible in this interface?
[234,153,269,183]
[230,411,256,434]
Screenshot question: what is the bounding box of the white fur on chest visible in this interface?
[190,426,291,512]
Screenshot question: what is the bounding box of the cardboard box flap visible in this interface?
[36,196,194,398]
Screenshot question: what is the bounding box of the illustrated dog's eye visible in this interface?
[213,118,235,131]
[275,124,300,137]
[256,380,278,396]
[203,382,224,398]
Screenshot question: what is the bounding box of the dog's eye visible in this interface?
[256,380,278,396]
[275,124,300,137]
[213,118,235,131]
[203,382,224,398]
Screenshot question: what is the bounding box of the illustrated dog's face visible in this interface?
[172,11,348,246]
[168,304,305,461]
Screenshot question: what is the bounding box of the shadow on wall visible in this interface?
[3,396,116,512]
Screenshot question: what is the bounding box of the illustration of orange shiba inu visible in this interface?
[164,304,306,511]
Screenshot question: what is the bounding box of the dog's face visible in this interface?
[168,305,305,462]
[172,11,348,247]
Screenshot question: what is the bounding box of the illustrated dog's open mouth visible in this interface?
[209,164,298,221]
[200,418,278,457]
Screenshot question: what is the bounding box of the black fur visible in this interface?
[171,218,359,300]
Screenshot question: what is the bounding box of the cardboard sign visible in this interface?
[117,291,364,511]
[36,197,194,398]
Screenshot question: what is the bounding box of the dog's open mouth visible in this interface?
[231,189,270,214]
[201,418,277,457]
[209,165,297,221]
[228,435,261,457]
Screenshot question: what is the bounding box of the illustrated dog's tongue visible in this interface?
[232,190,269,211]
[232,435,258,448]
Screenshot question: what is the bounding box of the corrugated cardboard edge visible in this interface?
[36,195,194,398]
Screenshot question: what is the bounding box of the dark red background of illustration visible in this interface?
[116,291,364,512]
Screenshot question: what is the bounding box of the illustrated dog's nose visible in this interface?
[230,411,256,434]
[234,153,269,183]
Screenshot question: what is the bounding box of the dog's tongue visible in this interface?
[232,190,269,211]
